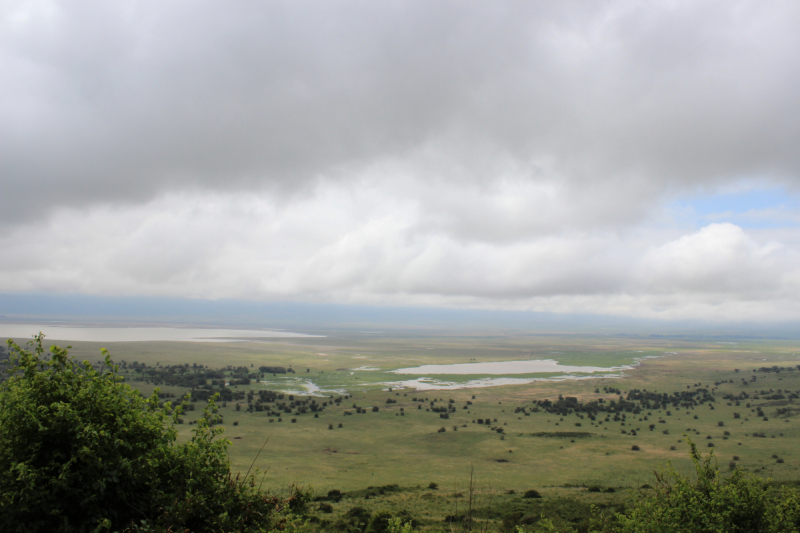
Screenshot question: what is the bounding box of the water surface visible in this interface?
[384,374,621,390]
[392,359,627,375]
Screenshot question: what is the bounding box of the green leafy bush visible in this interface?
[0,335,299,533]
[593,439,800,533]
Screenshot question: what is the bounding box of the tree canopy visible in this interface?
[0,334,297,533]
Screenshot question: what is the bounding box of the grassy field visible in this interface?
[9,330,800,530]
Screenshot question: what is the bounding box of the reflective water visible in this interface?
[392,359,626,375]
[383,374,621,390]
[261,378,348,396]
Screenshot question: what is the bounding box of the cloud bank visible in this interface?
[2,0,800,322]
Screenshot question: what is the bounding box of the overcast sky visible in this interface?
[2,0,800,323]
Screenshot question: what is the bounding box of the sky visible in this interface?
[2,0,800,325]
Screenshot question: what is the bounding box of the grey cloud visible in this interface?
[2,0,800,225]
[4,1,800,322]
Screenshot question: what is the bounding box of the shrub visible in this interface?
[0,335,296,533]
[335,506,372,532]
[594,439,800,532]
[323,488,341,499]
[366,510,418,533]
[523,489,542,499]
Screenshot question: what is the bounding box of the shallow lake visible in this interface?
[263,378,349,396]
[384,374,621,390]
[0,324,321,343]
[391,359,627,375]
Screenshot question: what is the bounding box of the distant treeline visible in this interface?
[112,360,298,403]
[754,365,800,373]
[117,361,296,384]
[516,386,718,420]
[260,365,294,374]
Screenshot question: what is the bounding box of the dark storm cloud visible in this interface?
[2,0,799,223]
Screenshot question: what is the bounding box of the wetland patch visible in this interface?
[391,359,629,375]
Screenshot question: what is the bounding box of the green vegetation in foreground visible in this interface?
[0,336,309,533]
[3,332,800,532]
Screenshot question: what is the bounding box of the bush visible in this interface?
[593,438,800,532]
[334,506,372,533]
[0,335,297,533]
[366,511,417,533]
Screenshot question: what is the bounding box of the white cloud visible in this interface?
[638,223,794,295]
[2,184,800,321]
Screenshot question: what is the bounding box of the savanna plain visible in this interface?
[14,331,800,531]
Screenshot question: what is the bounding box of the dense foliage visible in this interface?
[0,335,302,533]
[591,440,800,533]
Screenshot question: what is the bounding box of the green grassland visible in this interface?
[12,331,800,530]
